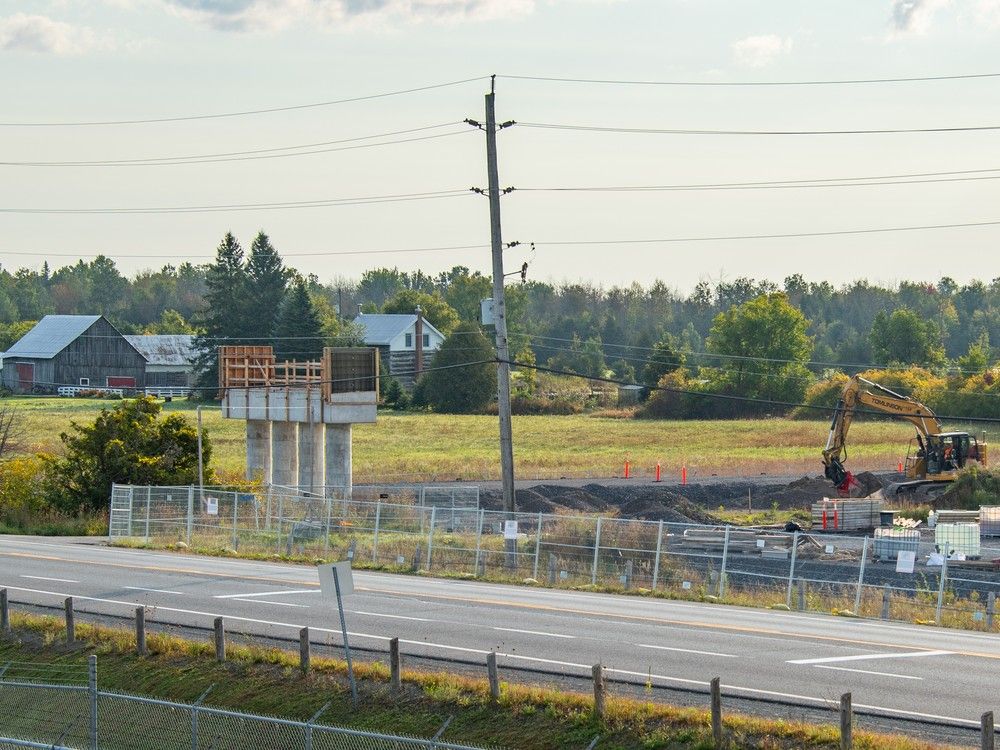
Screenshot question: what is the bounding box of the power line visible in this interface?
[0,76,490,127]
[1,129,473,168]
[0,243,489,260]
[519,121,1000,136]
[499,72,1000,87]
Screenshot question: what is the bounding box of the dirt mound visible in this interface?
[513,485,611,514]
[617,491,717,523]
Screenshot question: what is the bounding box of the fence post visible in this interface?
[592,663,606,720]
[299,627,310,674]
[591,517,603,586]
[651,520,664,590]
[145,485,153,542]
[231,492,239,551]
[623,559,633,589]
[486,651,500,702]
[474,510,484,577]
[840,692,852,750]
[0,589,8,634]
[323,495,332,557]
[186,486,194,545]
[797,579,807,612]
[88,654,97,750]
[935,553,949,626]
[983,711,995,750]
[389,637,401,691]
[304,702,330,750]
[372,500,382,563]
[987,592,997,630]
[265,484,273,531]
[532,512,543,580]
[718,526,731,598]
[64,597,75,644]
[785,531,799,608]
[710,677,723,749]
[427,506,437,571]
[214,617,225,662]
[548,554,557,585]
[881,585,891,620]
[135,607,146,656]
[191,685,213,750]
[854,536,869,614]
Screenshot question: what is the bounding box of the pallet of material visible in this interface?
[811,498,883,532]
[979,506,1000,537]
[934,510,981,525]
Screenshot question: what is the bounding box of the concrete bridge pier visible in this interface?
[297,423,325,494]
[245,420,272,483]
[271,421,299,488]
[325,424,352,499]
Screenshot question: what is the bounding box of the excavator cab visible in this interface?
[911,432,980,478]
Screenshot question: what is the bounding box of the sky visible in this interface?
[2,0,1000,293]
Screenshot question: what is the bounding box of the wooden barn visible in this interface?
[1,315,146,394]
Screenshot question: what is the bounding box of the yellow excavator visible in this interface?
[822,375,987,496]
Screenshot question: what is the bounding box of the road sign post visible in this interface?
[319,561,357,706]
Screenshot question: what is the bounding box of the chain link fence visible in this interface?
[0,657,502,750]
[108,484,1000,632]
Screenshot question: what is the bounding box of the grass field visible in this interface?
[7,395,934,483]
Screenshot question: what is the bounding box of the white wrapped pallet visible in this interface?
[935,523,981,559]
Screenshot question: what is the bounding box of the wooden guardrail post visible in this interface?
[983,711,995,750]
[0,588,9,633]
[64,597,75,644]
[840,692,852,750]
[486,651,500,702]
[592,663,606,720]
[214,617,226,662]
[881,585,891,620]
[987,592,996,630]
[299,627,310,674]
[135,607,146,656]
[710,677,723,748]
[389,637,401,691]
[797,578,806,611]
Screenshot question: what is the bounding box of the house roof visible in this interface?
[124,334,196,366]
[4,315,103,359]
[354,314,444,345]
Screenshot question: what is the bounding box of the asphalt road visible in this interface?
[1,534,997,746]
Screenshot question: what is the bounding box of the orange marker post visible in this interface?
[655,463,661,482]
[624,460,630,479]
[897,461,904,473]
[681,466,687,485]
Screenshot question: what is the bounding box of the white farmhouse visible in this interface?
[354,311,445,388]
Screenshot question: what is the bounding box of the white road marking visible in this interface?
[351,610,432,622]
[124,586,185,595]
[229,598,310,608]
[813,665,922,681]
[788,650,953,665]
[0,583,988,729]
[635,643,738,658]
[493,627,575,639]
[21,575,79,583]
[214,589,319,599]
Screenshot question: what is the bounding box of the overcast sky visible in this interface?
[2,0,1000,292]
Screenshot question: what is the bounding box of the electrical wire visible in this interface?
[0,243,489,260]
[498,72,1000,87]
[0,76,490,127]
[519,121,1000,136]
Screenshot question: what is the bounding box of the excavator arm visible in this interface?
[822,376,942,491]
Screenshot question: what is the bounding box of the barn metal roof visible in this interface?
[354,314,444,345]
[4,315,103,359]
[124,334,196,366]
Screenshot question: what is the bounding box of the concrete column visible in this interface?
[270,421,298,489]
[312,424,325,494]
[297,423,324,494]
[245,420,272,483]
[325,424,352,499]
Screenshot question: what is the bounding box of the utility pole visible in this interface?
[485,77,516,516]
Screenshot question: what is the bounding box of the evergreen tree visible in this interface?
[193,232,249,393]
[245,231,289,341]
[419,322,497,413]
[273,277,324,361]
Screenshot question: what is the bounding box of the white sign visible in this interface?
[504,521,519,540]
[824,544,834,554]
[318,561,354,597]
[895,550,916,573]
[205,497,218,516]
[756,539,765,548]
[681,581,692,590]
[559,570,568,580]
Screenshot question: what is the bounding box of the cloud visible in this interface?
[0,13,112,54]
[731,34,792,68]
[888,0,950,36]
[163,0,537,32]
[975,0,1000,27]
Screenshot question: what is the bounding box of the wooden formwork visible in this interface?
[218,345,378,397]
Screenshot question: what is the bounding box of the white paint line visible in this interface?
[229,598,310,609]
[21,575,79,583]
[0,583,986,729]
[634,643,738,658]
[123,586,185,595]
[351,610,432,622]
[788,649,953,665]
[493,627,575,639]
[813,665,923,681]
[214,589,319,599]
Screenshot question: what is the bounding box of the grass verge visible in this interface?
[0,611,956,750]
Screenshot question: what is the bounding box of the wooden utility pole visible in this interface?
[485,76,516,516]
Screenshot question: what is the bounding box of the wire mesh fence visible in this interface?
[108,484,1000,632]
[0,661,504,750]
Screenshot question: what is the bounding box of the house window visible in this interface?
[423,334,430,348]
[405,333,412,348]
[79,378,89,386]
